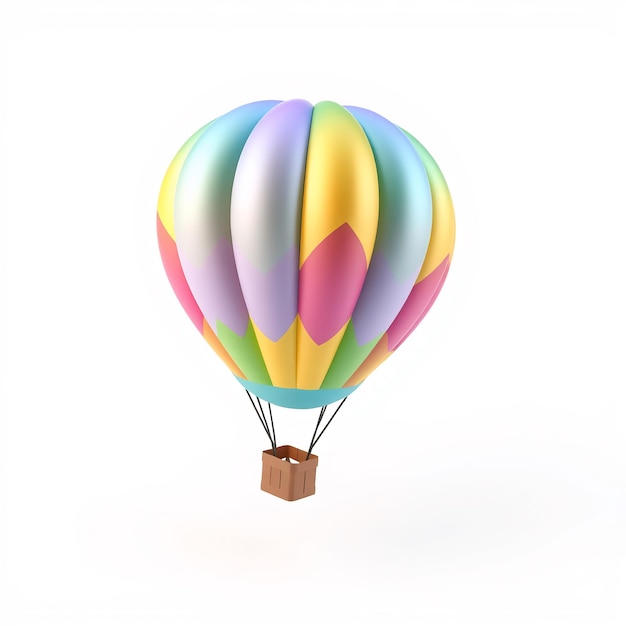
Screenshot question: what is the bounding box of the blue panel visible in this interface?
[235,378,361,409]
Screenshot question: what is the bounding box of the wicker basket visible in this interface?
[260,445,319,501]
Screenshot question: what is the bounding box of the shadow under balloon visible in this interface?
[167,453,610,581]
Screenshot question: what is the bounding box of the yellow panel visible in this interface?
[252,319,297,388]
[299,102,379,265]
[157,123,211,239]
[296,320,349,390]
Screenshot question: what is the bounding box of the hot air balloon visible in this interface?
[157,99,455,500]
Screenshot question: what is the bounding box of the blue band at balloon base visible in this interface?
[235,378,361,409]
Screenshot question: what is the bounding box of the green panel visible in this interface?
[216,320,272,385]
[320,321,382,389]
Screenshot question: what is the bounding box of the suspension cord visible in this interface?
[268,402,277,456]
[306,397,347,459]
[245,390,276,453]
[306,405,327,460]
[257,399,277,456]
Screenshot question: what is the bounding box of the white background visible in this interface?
[1,1,625,624]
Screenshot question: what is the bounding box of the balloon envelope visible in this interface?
[157,100,455,408]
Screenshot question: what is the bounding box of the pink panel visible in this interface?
[387,256,450,351]
[156,216,204,333]
[298,224,368,345]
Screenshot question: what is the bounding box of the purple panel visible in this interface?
[345,105,432,346]
[231,100,311,269]
[178,237,249,337]
[230,100,312,344]
[352,251,417,346]
[232,245,299,341]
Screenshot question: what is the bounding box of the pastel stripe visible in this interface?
[216,320,272,385]
[230,246,299,341]
[399,128,456,278]
[156,215,204,333]
[345,106,432,345]
[298,224,368,345]
[177,238,249,336]
[387,256,451,350]
[338,130,455,388]
[296,102,379,389]
[342,256,451,387]
[202,320,246,379]
[174,100,280,336]
[252,320,298,388]
[157,122,212,240]
[231,99,312,340]
[298,102,379,263]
